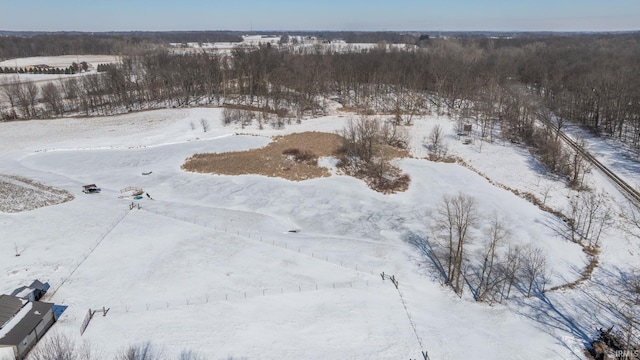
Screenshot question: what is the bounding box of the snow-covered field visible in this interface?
[0,108,638,359]
[0,55,119,69]
[0,55,120,91]
[170,35,414,55]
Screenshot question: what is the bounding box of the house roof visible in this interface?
[0,296,24,328]
[9,281,49,300]
[0,299,54,346]
[9,287,33,299]
[29,280,48,292]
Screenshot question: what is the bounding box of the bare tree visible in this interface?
[41,82,64,117]
[340,116,381,165]
[499,244,523,302]
[116,342,162,360]
[27,332,99,360]
[1,77,20,114]
[59,77,81,112]
[428,124,448,160]
[179,350,207,360]
[434,192,478,295]
[476,213,509,302]
[222,108,234,126]
[569,139,591,189]
[622,201,640,243]
[595,271,640,359]
[521,245,549,297]
[16,82,39,119]
[567,190,613,248]
[380,119,409,149]
[535,132,566,174]
[200,118,210,133]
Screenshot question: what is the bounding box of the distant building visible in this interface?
[23,64,50,72]
[0,295,56,360]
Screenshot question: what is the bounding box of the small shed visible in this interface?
[0,295,56,360]
[82,184,101,194]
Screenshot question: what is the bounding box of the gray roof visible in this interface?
[29,280,47,291]
[10,280,49,299]
[0,299,54,346]
[0,295,24,328]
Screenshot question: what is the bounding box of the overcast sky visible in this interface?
[2,0,639,32]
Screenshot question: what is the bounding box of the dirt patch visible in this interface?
[182,132,344,181]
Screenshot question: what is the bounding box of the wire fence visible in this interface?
[48,203,428,358]
[382,273,431,360]
[141,206,382,279]
[47,207,131,299]
[94,278,383,315]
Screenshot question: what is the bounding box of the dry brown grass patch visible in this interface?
[182,132,343,181]
[337,106,376,115]
[223,103,288,117]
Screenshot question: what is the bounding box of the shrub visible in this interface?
[282,148,317,165]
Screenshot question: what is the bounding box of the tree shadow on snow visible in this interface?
[402,230,449,285]
[509,292,593,359]
[509,264,638,359]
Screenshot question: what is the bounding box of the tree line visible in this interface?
[27,332,212,360]
[0,32,245,60]
[2,33,639,159]
[1,65,77,75]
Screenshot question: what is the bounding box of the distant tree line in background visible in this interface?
[0,32,246,59]
[0,65,76,75]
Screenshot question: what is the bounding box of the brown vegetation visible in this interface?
[182,129,411,193]
[182,132,342,181]
[336,117,411,193]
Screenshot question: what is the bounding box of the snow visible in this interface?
[0,347,14,360]
[0,107,637,359]
[560,124,640,192]
[0,55,119,69]
[0,55,121,88]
